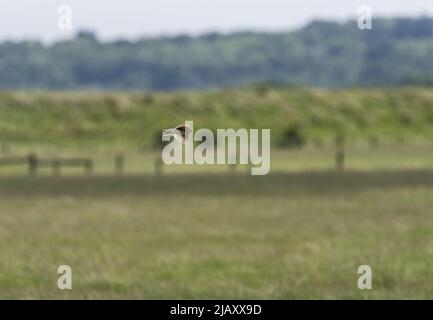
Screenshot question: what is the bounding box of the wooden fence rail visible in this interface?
[335,133,345,171]
[0,154,93,176]
[0,156,28,166]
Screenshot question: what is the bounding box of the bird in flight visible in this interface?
[162,123,192,144]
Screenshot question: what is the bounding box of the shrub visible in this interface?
[278,125,306,149]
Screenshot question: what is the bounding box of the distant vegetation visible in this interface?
[1,87,433,147]
[2,17,433,90]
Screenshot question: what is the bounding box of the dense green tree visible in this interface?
[1,17,433,90]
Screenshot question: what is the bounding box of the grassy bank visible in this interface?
[1,87,433,148]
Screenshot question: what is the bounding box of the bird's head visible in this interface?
[162,123,192,144]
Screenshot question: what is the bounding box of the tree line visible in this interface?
[1,17,433,90]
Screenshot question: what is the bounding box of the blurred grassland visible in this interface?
[1,87,433,299]
[0,171,432,299]
[1,87,433,148]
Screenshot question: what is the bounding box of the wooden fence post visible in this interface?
[335,133,345,171]
[84,160,93,175]
[52,159,61,176]
[28,153,38,176]
[115,154,124,175]
[155,158,163,176]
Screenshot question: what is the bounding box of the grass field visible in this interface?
[1,87,433,299]
[0,164,432,299]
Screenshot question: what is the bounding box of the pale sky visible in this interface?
[1,0,433,42]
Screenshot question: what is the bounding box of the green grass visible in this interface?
[2,87,433,148]
[1,87,433,299]
[0,170,432,299]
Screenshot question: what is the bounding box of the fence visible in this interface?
[0,133,423,176]
[0,154,93,176]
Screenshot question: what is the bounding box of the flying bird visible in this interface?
[162,123,192,144]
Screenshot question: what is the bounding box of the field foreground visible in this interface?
[0,171,432,299]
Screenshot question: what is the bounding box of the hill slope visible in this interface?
[1,87,433,147]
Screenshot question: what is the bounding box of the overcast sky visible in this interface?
[1,0,433,42]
